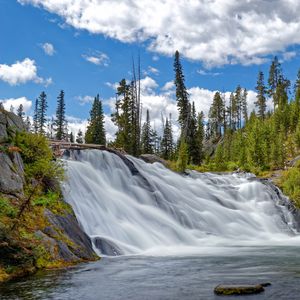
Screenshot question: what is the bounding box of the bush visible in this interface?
[0,198,17,218]
[281,163,300,207]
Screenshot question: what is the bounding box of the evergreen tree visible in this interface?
[193,111,205,165]
[25,116,31,132]
[187,102,199,164]
[141,109,154,154]
[76,129,84,144]
[69,132,74,143]
[160,118,173,160]
[37,91,48,135]
[255,71,267,119]
[174,51,189,133]
[17,104,25,120]
[33,98,39,133]
[242,88,248,124]
[209,92,224,137]
[55,90,67,140]
[268,56,282,110]
[85,94,106,145]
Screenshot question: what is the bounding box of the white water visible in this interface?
[62,150,300,256]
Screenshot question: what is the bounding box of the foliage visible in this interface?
[55,90,67,140]
[0,197,17,218]
[176,140,188,172]
[281,163,300,207]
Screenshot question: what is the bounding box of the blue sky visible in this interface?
[1,0,300,138]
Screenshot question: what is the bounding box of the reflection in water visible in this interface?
[1,247,300,300]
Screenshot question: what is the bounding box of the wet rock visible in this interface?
[214,284,265,295]
[93,237,123,256]
[140,154,168,167]
[44,209,96,260]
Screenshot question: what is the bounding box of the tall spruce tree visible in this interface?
[161,118,173,160]
[76,129,84,144]
[268,56,282,110]
[85,94,106,145]
[37,91,48,135]
[255,71,267,119]
[174,51,190,134]
[55,90,67,140]
[209,92,224,137]
[141,109,154,154]
[17,104,24,120]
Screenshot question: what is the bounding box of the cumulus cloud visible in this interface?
[19,0,300,66]
[0,58,52,86]
[75,95,94,106]
[41,42,55,55]
[66,114,117,142]
[83,52,109,66]
[0,97,32,112]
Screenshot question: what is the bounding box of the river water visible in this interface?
[2,150,300,299]
[1,246,300,299]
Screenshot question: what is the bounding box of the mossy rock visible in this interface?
[214,284,265,295]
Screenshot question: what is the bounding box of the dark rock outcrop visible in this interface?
[43,209,96,261]
[140,154,168,167]
[93,237,123,256]
[0,111,25,196]
[214,284,265,295]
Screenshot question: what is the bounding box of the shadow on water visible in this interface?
[1,246,300,300]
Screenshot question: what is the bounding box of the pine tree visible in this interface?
[187,102,199,164]
[160,118,173,160]
[85,94,106,145]
[69,132,74,143]
[25,116,31,132]
[209,92,224,137]
[33,98,39,133]
[193,111,205,165]
[17,104,24,120]
[268,56,282,110]
[55,90,67,140]
[76,129,84,144]
[141,109,154,154]
[242,88,248,123]
[255,71,267,119]
[38,91,48,135]
[174,51,189,133]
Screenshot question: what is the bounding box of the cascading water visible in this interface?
[62,149,300,256]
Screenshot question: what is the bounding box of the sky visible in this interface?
[1,0,300,140]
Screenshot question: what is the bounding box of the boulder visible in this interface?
[140,154,168,167]
[44,209,96,260]
[214,284,265,295]
[0,152,24,196]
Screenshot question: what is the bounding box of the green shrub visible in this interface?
[281,163,300,207]
[0,198,17,218]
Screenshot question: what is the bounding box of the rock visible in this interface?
[93,237,123,256]
[214,284,265,295]
[140,154,168,167]
[44,209,96,260]
[288,155,300,167]
[0,152,24,196]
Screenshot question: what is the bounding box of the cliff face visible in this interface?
[0,110,98,282]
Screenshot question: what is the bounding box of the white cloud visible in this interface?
[0,97,32,113]
[76,95,94,106]
[66,114,117,142]
[147,66,159,75]
[19,0,300,66]
[197,69,222,76]
[83,52,109,66]
[41,42,55,55]
[0,58,52,86]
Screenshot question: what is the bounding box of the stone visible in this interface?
[140,154,168,167]
[44,209,96,260]
[214,284,265,295]
[0,152,24,195]
[93,237,123,256]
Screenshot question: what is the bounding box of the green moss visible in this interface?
[0,197,17,218]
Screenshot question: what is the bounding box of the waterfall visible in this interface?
[62,149,300,256]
